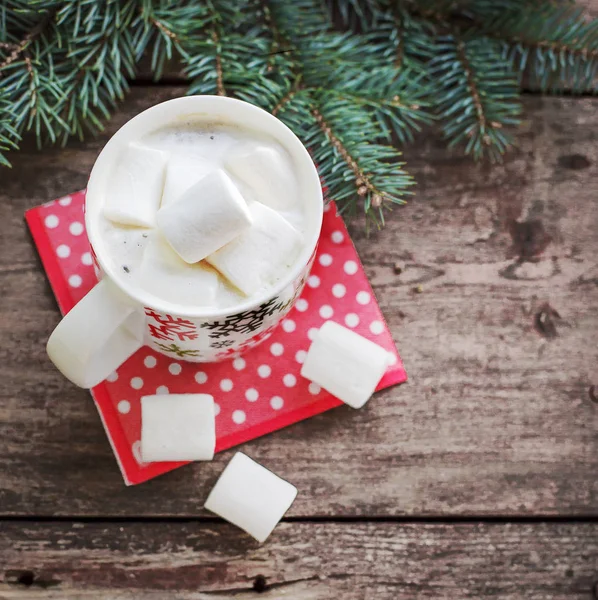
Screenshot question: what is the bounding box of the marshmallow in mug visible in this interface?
[207,201,303,296]
[160,153,215,207]
[156,169,253,264]
[301,321,392,409]
[137,231,220,307]
[225,144,299,211]
[103,143,168,228]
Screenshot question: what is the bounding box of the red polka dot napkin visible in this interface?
[26,190,407,485]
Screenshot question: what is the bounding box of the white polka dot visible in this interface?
[258,364,271,378]
[308,382,321,395]
[233,357,246,371]
[194,371,208,384]
[295,350,307,364]
[307,275,320,288]
[130,377,143,390]
[142,356,157,369]
[345,313,360,328]
[58,195,72,206]
[56,244,70,258]
[220,378,233,392]
[68,274,82,288]
[324,203,331,212]
[168,363,182,375]
[232,409,246,424]
[69,222,84,236]
[214,403,221,416]
[245,388,259,402]
[282,319,296,333]
[387,352,397,365]
[332,283,346,298]
[270,396,284,410]
[356,291,371,305]
[319,253,333,267]
[117,400,130,414]
[307,327,319,341]
[283,374,296,387]
[370,320,384,335]
[81,252,92,266]
[319,305,333,319]
[45,215,59,228]
[106,371,118,382]
[295,298,308,312]
[331,230,344,244]
[156,385,169,395]
[344,260,358,275]
[270,342,284,356]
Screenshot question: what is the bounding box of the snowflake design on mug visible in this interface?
[212,339,235,349]
[200,296,294,339]
[145,309,199,341]
[154,342,201,358]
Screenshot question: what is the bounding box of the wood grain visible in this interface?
[0,521,596,599]
[1,88,597,518]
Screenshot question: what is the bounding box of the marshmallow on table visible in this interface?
[161,154,214,206]
[301,321,391,409]
[141,394,216,462]
[206,201,303,296]
[156,169,253,264]
[104,142,168,228]
[204,452,297,543]
[225,143,299,210]
[137,231,219,306]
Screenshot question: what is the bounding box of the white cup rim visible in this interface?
[85,96,323,318]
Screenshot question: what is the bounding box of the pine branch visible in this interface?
[480,4,598,92]
[430,33,522,161]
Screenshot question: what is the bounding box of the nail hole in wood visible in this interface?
[253,574,268,593]
[589,386,598,404]
[534,303,561,339]
[5,570,35,587]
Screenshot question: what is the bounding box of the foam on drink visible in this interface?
[98,120,307,310]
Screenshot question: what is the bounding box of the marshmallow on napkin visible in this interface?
[141,393,216,462]
[104,142,168,228]
[206,201,303,296]
[301,321,391,409]
[156,169,253,264]
[204,452,297,543]
[225,144,299,211]
[137,232,219,306]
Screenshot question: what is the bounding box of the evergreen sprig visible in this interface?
[1,0,597,226]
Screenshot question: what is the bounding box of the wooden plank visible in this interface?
[0,521,596,599]
[1,88,597,517]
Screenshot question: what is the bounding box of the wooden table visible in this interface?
[1,85,597,598]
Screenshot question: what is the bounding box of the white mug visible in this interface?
[47,96,323,388]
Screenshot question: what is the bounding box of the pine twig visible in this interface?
[454,35,488,144]
[0,10,54,73]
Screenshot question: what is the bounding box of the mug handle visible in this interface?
[47,279,144,388]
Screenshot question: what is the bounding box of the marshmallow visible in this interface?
[140,394,216,462]
[225,144,299,210]
[204,452,297,543]
[206,202,303,296]
[161,154,214,206]
[137,232,219,306]
[300,321,390,409]
[156,169,253,264]
[104,142,168,228]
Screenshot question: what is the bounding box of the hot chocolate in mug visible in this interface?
[47,96,323,388]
